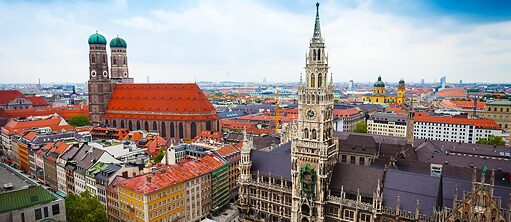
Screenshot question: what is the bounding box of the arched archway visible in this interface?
[121,120,125,128]
[311,129,317,140]
[136,121,141,130]
[153,121,157,131]
[112,120,117,128]
[304,128,309,139]
[144,121,149,131]
[318,73,322,87]
[206,121,211,131]
[128,121,133,130]
[104,119,109,127]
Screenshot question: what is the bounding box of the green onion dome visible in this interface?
[374,76,385,87]
[88,32,107,45]
[110,36,127,48]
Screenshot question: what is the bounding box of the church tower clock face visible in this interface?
[306,108,316,120]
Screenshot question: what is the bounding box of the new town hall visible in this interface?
[237,3,510,222]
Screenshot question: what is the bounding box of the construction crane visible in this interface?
[275,89,280,133]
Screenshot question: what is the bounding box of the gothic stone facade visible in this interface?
[237,3,511,222]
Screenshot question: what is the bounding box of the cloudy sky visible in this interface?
[0,0,510,84]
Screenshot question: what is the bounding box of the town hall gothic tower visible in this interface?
[291,3,339,222]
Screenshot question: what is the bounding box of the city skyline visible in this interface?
[1,0,511,84]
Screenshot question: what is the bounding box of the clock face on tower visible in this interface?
[306,108,316,119]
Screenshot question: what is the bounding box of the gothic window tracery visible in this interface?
[311,74,316,88]
[311,129,317,140]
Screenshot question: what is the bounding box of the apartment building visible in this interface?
[414,112,503,143]
[367,112,408,137]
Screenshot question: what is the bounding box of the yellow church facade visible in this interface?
[361,76,406,105]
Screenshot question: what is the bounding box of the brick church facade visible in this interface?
[87,33,219,143]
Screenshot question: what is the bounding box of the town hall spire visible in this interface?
[312,2,322,43]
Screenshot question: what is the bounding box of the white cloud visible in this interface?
[0,0,510,84]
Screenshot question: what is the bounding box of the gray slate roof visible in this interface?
[329,163,383,196]
[251,150,291,180]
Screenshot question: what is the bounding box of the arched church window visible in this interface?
[178,123,184,139]
[311,129,317,140]
[311,74,315,88]
[170,122,175,137]
[318,49,321,59]
[112,120,117,127]
[318,73,322,87]
[136,121,140,130]
[113,58,117,65]
[304,128,309,139]
[128,121,133,130]
[121,120,125,128]
[161,122,166,137]
[103,55,106,63]
[91,55,95,64]
[153,121,157,131]
[105,119,109,126]
[206,121,211,131]
[123,58,126,65]
[144,121,149,131]
[191,122,197,138]
[313,49,317,60]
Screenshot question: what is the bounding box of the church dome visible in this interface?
[374,76,385,87]
[88,32,107,45]
[110,36,127,48]
[399,79,405,84]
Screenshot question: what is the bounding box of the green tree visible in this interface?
[65,190,107,222]
[151,147,165,163]
[68,114,90,127]
[354,121,368,133]
[476,135,506,146]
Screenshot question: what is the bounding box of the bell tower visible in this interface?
[291,3,339,222]
[87,31,112,127]
[110,36,133,83]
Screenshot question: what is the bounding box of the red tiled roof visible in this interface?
[22,131,38,140]
[333,108,361,118]
[49,141,71,155]
[215,144,240,157]
[1,115,74,136]
[437,88,467,98]
[192,130,222,143]
[0,90,24,105]
[414,112,500,130]
[0,105,88,120]
[145,135,167,155]
[107,176,127,193]
[238,114,295,123]
[105,84,219,121]
[119,154,225,194]
[25,96,49,106]
[385,107,408,115]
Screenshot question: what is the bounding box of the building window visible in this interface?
[170,122,175,137]
[113,120,117,127]
[52,204,60,215]
[161,122,166,137]
[206,121,211,131]
[343,209,355,220]
[350,156,356,164]
[153,121,158,131]
[136,121,141,130]
[191,122,197,139]
[179,123,184,139]
[128,121,133,130]
[44,207,48,218]
[144,121,149,131]
[35,209,42,220]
